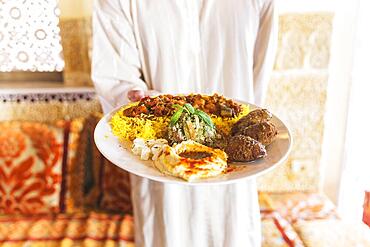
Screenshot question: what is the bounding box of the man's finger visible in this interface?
[145,90,160,97]
[127,89,145,102]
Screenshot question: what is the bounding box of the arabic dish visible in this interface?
[110,94,278,181]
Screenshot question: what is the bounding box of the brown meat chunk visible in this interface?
[210,129,230,150]
[220,104,234,117]
[231,109,272,135]
[225,135,266,162]
[122,94,242,118]
[238,121,277,146]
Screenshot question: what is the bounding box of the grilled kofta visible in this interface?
[231,109,277,146]
[237,121,277,146]
[225,135,266,162]
[231,109,272,135]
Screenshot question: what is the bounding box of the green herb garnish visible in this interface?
[195,109,215,128]
[183,103,195,114]
[170,107,184,127]
[169,104,215,129]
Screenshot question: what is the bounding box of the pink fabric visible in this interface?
[363,191,370,227]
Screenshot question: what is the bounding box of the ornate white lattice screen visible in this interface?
[0,0,64,72]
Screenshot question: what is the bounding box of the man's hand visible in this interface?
[127,89,145,102]
[127,89,159,102]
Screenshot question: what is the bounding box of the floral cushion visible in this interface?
[259,192,274,211]
[260,193,370,247]
[0,91,105,213]
[264,192,339,223]
[293,219,370,247]
[64,115,107,213]
[0,119,102,215]
[86,114,133,214]
[261,211,305,247]
[0,212,134,246]
[64,118,87,212]
[363,191,370,227]
[100,159,133,214]
[0,121,65,214]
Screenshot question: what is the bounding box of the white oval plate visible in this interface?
[94,102,292,185]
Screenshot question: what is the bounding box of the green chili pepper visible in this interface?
[184,103,195,114]
[195,109,215,129]
[170,103,214,129]
[170,108,183,127]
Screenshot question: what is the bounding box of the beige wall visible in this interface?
[257,13,333,192]
[58,0,93,86]
[59,0,92,19]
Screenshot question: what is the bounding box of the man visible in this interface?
[92,1,277,246]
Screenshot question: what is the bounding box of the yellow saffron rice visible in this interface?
[110,103,250,142]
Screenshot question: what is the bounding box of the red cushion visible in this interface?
[363,191,370,227]
[261,211,305,247]
[99,159,133,214]
[0,121,66,214]
[0,212,134,244]
[263,192,339,223]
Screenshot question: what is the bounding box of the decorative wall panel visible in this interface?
[0,0,64,72]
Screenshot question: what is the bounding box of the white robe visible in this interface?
[92,0,277,246]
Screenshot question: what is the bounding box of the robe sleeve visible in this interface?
[253,0,278,106]
[92,0,148,112]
